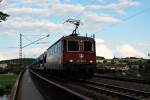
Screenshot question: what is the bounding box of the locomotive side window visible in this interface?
[84,41,93,52]
[63,40,67,52]
[68,40,79,51]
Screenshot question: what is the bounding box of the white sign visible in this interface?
[79,53,84,59]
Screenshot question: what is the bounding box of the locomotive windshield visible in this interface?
[84,41,94,52]
[68,40,79,51]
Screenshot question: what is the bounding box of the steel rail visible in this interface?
[94,74,150,84]
[73,81,139,100]
[30,69,92,100]
[84,80,150,100]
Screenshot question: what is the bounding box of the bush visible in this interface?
[0,88,4,96]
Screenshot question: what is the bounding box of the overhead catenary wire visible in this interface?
[63,0,97,36]
[8,34,50,47]
[123,7,150,21]
[22,34,50,48]
[95,7,150,34]
[67,0,150,34]
[74,1,150,22]
[22,34,32,42]
[21,34,49,44]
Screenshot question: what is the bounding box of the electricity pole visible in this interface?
[18,33,49,66]
[19,33,22,59]
[16,34,49,59]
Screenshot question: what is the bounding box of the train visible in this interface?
[30,19,96,79]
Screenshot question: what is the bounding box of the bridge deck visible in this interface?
[17,70,45,100]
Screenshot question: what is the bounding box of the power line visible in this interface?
[73,1,150,34]
[123,7,150,21]
[63,0,97,36]
[36,42,49,44]
[22,34,50,48]
[22,34,48,37]
[97,7,150,33]
[22,34,32,42]
[9,34,50,60]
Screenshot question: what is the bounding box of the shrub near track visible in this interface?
[0,74,17,95]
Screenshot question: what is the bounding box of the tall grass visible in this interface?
[0,74,17,96]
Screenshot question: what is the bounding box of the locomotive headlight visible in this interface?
[90,60,93,63]
[69,59,73,63]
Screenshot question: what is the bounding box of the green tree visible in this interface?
[111,60,115,65]
[0,11,9,22]
[103,60,107,64]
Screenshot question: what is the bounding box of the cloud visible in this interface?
[89,0,140,14]
[84,12,121,23]
[136,43,150,49]
[1,0,122,34]
[51,3,84,16]
[95,41,148,59]
[0,17,76,38]
[116,44,147,58]
[0,46,48,60]
[0,30,18,38]
[90,0,140,10]
[0,50,18,60]
[4,7,51,17]
[23,47,47,58]
[0,54,6,61]
[0,0,143,60]
[80,12,121,32]
[0,18,63,32]
[95,38,114,59]
[95,38,105,44]
[21,0,49,4]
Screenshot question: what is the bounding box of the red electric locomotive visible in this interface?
[45,35,96,79]
[32,19,96,79]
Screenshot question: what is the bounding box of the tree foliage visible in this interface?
[0,11,9,22]
[0,58,35,74]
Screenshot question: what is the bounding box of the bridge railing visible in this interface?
[9,70,25,100]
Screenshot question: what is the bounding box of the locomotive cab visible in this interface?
[62,36,96,79]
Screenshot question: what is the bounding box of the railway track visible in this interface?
[80,80,150,100]
[30,69,92,100]
[40,71,150,100]
[94,74,150,85]
[30,70,150,100]
[30,70,119,99]
[30,70,109,99]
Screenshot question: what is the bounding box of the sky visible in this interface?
[0,0,150,60]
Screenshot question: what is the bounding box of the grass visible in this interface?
[0,74,17,95]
